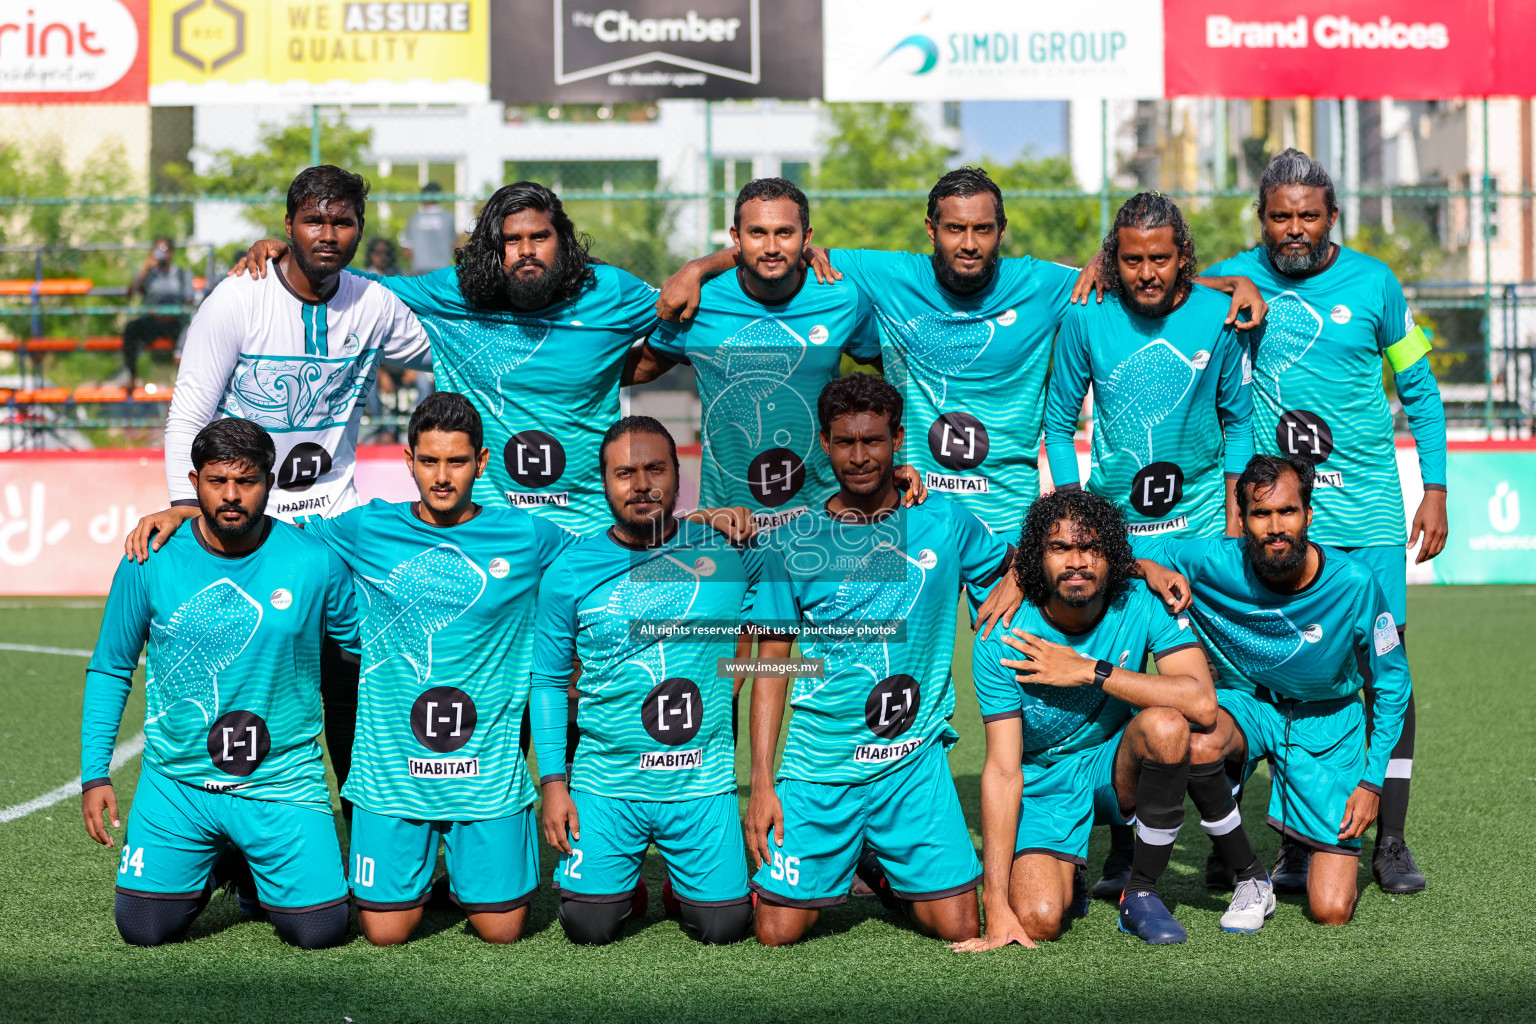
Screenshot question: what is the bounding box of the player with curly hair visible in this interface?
[954,489,1218,948]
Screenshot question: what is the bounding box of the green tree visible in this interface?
[990,156,1099,265]
[810,104,953,253]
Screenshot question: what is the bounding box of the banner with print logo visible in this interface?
[491,0,821,103]
[147,0,488,104]
[0,0,148,102]
[1162,0,1494,99]
[822,0,1164,101]
[1427,444,1536,585]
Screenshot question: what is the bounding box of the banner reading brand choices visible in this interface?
[1163,0,1495,98]
[147,0,488,104]
[822,0,1165,102]
[0,0,148,102]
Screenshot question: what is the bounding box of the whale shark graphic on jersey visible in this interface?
[432,316,551,416]
[1193,607,1308,676]
[577,553,702,687]
[798,542,926,700]
[225,350,378,430]
[146,579,263,726]
[697,317,813,462]
[881,310,995,409]
[1020,672,1109,753]
[1096,339,1198,472]
[358,544,487,685]
[1251,291,1323,408]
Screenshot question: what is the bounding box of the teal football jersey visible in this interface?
[972,586,1196,767]
[761,497,1012,784]
[650,269,881,531]
[83,519,361,809]
[1205,245,1432,546]
[529,519,793,801]
[1133,534,1411,788]
[830,249,1078,538]
[356,265,659,535]
[1043,284,1253,538]
[305,500,576,821]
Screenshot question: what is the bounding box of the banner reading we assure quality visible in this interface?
[147,0,487,104]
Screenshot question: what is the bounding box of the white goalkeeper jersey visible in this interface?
[164,264,431,521]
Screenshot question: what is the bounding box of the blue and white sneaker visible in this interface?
[1117,889,1187,944]
[1220,875,1276,934]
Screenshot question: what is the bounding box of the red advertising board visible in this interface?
[0,0,148,103]
[1164,0,1495,98]
[1490,1,1536,97]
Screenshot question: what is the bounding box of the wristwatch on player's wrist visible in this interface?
[1091,659,1114,689]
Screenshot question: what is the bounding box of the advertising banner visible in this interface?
[1490,0,1536,97]
[147,0,488,105]
[0,0,148,102]
[1162,0,1494,99]
[822,0,1165,102]
[491,0,821,103]
[1427,443,1536,585]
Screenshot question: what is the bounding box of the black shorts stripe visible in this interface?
[558,888,635,905]
[452,887,538,914]
[1265,816,1362,858]
[262,894,351,914]
[672,893,751,909]
[749,881,846,910]
[114,885,205,901]
[889,874,981,903]
[354,891,433,913]
[1013,847,1087,868]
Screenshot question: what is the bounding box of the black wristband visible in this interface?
[1092,660,1113,689]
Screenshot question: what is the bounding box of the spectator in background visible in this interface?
[400,182,457,275]
[366,237,399,276]
[123,237,197,387]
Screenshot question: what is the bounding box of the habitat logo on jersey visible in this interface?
[1373,613,1400,655]
[854,737,923,763]
[408,757,480,778]
[640,748,703,771]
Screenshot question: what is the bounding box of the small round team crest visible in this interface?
[342,333,361,355]
[269,589,293,610]
[1303,624,1324,644]
[488,558,510,579]
[997,308,1018,327]
[1191,350,1211,370]
[694,556,717,577]
[917,549,938,569]
[1330,305,1352,324]
[809,325,829,345]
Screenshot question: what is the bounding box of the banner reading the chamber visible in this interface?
[148,0,488,104]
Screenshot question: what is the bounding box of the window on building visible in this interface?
[710,159,755,231]
[780,161,812,186]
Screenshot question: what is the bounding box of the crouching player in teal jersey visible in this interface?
[1138,455,1412,928]
[955,490,1216,948]
[1201,151,1445,895]
[529,417,793,946]
[747,374,1020,946]
[300,392,577,945]
[81,419,361,948]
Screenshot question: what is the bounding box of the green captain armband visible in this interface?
[1385,326,1431,374]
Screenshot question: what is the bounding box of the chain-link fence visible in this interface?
[1,98,1532,450]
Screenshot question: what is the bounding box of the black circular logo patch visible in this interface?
[504,430,567,488]
[410,686,477,753]
[747,448,806,507]
[277,442,333,492]
[207,710,271,776]
[928,413,989,471]
[1276,410,1334,464]
[864,674,920,739]
[1129,461,1186,519]
[642,677,702,746]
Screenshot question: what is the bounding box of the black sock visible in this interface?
[1187,759,1264,882]
[1108,822,1134,854]
[1365,634,1414,844]
[1126,759,1188,894]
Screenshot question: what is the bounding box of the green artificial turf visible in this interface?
[2,588,1533,1023]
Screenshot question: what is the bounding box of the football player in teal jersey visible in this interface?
[1044,193,1252,541]
[955,490,1222,948]
[82,419,361,949]
[301,392,578,946]
[1200,151,1444,895]
[1137,455,1413,928]
[660,167,1266,540]
[529,417,794,946]
[747,374,1020,946]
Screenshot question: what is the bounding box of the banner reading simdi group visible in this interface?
[148,0,488,104]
